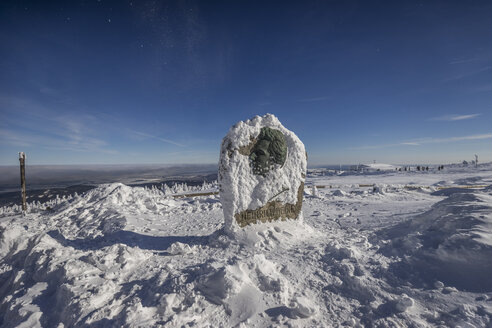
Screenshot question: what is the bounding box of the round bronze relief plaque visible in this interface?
[249,127,287,176]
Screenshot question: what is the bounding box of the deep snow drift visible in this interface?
[1,164,492,327]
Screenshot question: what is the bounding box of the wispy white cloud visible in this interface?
[298,96,330,103]
[130,130,185,147]
[448,57,479,65]
[351,142,406,150]
[0,95,118,154]
[351,132,492,150]
[430,113,480,121]
[0,127,118,154]
[422,133,492,143]
[0,129,33,147]
[469,84,492,93]
[0,94,187,156]
[443,66,492,82]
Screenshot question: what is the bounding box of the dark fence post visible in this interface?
[19,152,26,212]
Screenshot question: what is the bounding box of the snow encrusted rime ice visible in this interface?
[219,114,307,233]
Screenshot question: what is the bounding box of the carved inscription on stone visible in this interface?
[234,182,304,227]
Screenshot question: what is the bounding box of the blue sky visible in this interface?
[1,0,491,165]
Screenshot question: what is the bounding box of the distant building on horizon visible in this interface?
[358,163,400,172]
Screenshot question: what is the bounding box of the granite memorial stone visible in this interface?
[218,114,307,233]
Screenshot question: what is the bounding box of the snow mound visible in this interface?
[377,190,492,292]
[0,228,150,327]
[48,183,178,239]
[194,242,318,325]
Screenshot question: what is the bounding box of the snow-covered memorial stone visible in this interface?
[219,114,307,233]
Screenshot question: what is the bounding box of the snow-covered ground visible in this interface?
[1,164,492,327]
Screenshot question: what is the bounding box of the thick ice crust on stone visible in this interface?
[218,114,307,233]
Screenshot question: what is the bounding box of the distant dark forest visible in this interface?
[0,164,217,207]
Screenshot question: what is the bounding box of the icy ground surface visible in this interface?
[1,164,492,327]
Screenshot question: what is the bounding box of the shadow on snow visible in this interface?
[47,229,212,252]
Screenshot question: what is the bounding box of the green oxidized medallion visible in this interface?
[249,127,287,176]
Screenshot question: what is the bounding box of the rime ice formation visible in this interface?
[218,114,307,233]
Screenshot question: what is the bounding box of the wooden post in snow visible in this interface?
[19,152,27,211]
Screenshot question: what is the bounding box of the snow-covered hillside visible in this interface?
[1,164,492,327]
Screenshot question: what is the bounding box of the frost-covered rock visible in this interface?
[218,114,307,233]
